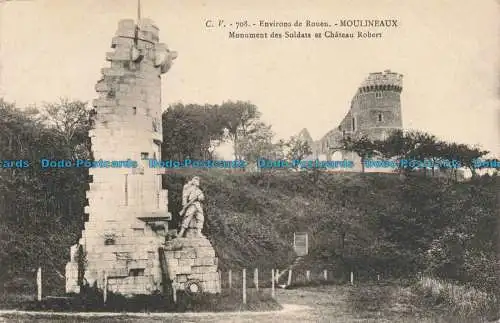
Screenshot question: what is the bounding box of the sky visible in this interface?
[1,0,499,156]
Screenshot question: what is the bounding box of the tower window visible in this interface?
[378,113,383,122]
[129,268,145,277]
[132,107,137,115]
[352,117,356,132]
[141,152,149,160]
[104,237,115,245]
[104,233,116,245]
[375,92,383,98]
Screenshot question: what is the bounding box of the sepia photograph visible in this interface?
[0,0,499,322]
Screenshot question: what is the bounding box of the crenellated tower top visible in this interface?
[357,69,403,94]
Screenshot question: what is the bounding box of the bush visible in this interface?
[415,277,498,320]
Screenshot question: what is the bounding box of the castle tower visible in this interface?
[310,70,403,172]
[348,70,403,140]
[65,18,177,296]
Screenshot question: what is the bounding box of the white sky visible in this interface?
[1,0,499,156]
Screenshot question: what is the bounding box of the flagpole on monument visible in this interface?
[137,0,141,22]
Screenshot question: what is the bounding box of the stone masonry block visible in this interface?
[195,247,215,258]
[95,82,110,92]
[168,258,179,267]
[187,273,203,281]
[192,266,209,274]
[200,272,216,282]
[205,266,217,273]
[209,272,220,281]
[139,18,158,30]
[178,258,194,267]
[111,36,134,48]
[117,97,141,107]
[117,19,135,30]
[92,98,117,108]
[180,248,196,259]
[115,20,136,38]
[165,250,176,261]
[193,257,216,266]
[106,48,133,61]
[101,68,125,77]
[119,84,131,92]
[204,280,216,292]
[175,266,190,275]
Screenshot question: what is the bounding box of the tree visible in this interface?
[454,144,489,178]
[283,135,313,163]
[375,129,408,160]
[162,103,227,160]
[217,101,261,160]
[0,98,90,291]
[375,129,446,175]
[341,135,379,173]
[237,121,276,166]
[38,98,92,159]
[401,131,440,175]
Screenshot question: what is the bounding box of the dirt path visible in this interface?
[0,286,409,322]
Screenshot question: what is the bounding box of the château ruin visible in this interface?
[299,70,404,171]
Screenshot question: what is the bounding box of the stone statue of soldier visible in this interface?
[178,176,205,237]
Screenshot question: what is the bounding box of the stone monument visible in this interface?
[65,13,221,298]
[161,176,221,294]
[65,15,177,296]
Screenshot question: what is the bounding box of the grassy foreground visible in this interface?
[347,278,499,322]
[0,288,281,313]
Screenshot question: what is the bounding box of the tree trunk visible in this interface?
[232,133,239,160]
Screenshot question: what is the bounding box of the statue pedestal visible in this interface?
[162,234,220,294]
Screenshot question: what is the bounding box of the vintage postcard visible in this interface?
[0,0,498,322]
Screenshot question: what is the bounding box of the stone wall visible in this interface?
[162,236,221,294]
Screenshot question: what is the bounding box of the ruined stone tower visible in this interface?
[311,70,403,171]
[345,70,403,141]
[65,17,177,296]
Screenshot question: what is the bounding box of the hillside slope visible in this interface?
[1,169,497,297]
[166,170,497,288]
